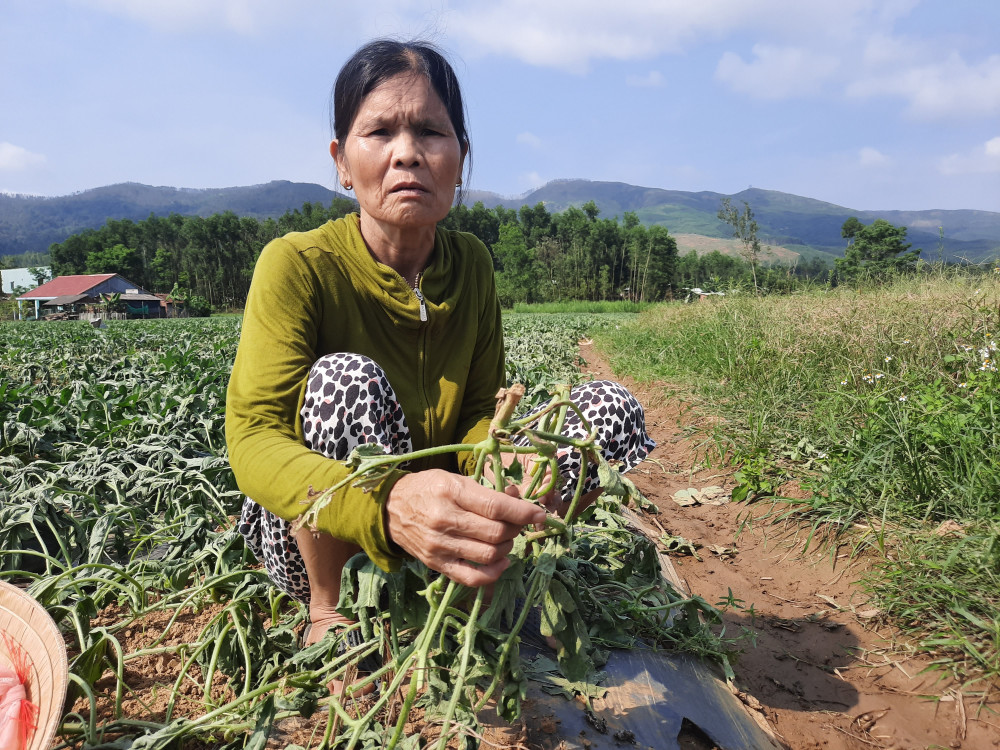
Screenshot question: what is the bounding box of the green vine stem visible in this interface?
[292,382,649,747]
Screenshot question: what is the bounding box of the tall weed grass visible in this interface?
[598,270,1000,682]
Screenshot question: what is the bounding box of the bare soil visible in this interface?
[63,602,240,749]
[673,234,799,264]
[580,343,1000,750]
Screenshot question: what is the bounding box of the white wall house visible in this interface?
[1,267,50,294]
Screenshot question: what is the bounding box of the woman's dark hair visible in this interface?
[331,39,471,197]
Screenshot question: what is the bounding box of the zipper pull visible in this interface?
[413,272,427,322]
[414,288,427,322]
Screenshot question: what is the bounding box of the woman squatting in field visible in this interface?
[225,39,655,694]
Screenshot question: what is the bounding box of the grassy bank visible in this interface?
[597,272,1000,683]
[511,300,653,314]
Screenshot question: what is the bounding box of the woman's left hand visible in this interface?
[383,469,547,588]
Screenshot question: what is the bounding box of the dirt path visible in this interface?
[581,342,1000,750]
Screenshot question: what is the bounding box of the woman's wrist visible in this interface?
[381,470,417,559]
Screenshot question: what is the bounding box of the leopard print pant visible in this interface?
[238,353,655,602]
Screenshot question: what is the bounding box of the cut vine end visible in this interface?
[489,384,526,437]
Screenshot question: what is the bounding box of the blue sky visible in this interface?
[2,0,998,212]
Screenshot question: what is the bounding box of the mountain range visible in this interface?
[2,179,998,263]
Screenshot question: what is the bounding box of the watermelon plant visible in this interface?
[0,316,728,749]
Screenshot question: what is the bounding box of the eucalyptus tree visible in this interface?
[718,198,763,294]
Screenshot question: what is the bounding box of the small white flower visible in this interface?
[899,395,907,402]
[959,382,968,388]
[841,380,848,385]
[875,373,884,380]
[884,355,893,363]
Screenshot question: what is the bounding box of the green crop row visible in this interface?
[0,314,726,749]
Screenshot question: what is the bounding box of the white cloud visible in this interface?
[626,70,664,88]
[715,45,839,99]
[72,0,299,33]
[520,171,546,190]
[848,51,1000,119]
[516,132,543,148]
[0,143,46,171]
[859,147,889,167]
[860,32,921,68]
[939,137,1000,175]
[441,0,905,72]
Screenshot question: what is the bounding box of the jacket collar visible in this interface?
[322,214,469,330]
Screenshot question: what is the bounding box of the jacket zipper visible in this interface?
[412,272,431,448]
[412,272,427,322]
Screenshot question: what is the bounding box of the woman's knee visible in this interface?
[571,380,645,418]
[301,353,411,457]
[306,353,387,395]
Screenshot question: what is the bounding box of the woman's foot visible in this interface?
[305,612,380,698]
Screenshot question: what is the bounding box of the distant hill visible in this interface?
[0,181,340,256]
[466,181,1000,263]
[3,179,998,263]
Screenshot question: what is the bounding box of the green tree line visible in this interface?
[42,197,835,309]
[46,198,359,309]
[440,199,830,303]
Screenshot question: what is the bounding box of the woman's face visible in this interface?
[332,73,466,236]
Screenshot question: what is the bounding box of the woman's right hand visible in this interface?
[383,469,546,588]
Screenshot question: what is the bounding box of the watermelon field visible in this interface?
[0,315,724,749]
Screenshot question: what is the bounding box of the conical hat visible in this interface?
[0,580,68,750]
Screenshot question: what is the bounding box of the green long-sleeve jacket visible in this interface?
[225,214,505,571]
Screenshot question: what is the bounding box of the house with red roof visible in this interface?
[15,274,167,320]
